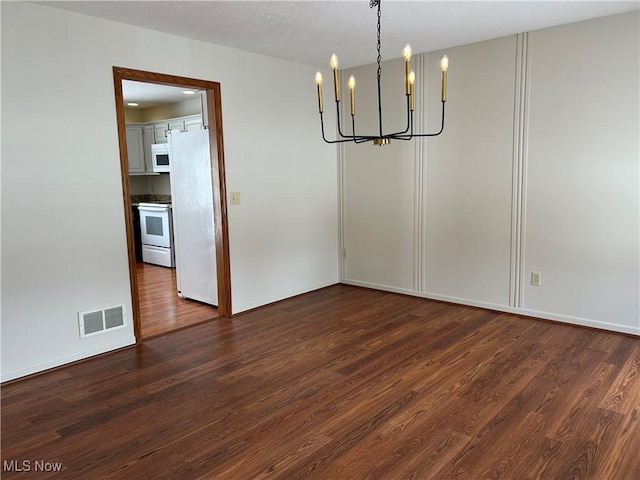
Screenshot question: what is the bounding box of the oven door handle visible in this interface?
[139,206,169,213]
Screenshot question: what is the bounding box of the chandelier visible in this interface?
[315,0,449,146]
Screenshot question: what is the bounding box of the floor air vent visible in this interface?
[78,305,126,338]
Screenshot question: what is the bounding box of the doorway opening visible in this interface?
[113,67,232,343]
[136,262,218,338]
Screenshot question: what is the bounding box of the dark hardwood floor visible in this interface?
[2,285,639,479]
[137,261,218,338]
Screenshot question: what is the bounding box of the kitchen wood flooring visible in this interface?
[2,285,640,479]
[137,261,219,338]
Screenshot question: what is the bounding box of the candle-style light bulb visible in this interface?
[329,54,339,101]
[403,44,412,61]
[440,55,449,72]
[330,54,339,70]
[315,71,324,113]
[409,70,415,111]
[440,55,449,102]
[348,75,356,115]
[404,44,412,94]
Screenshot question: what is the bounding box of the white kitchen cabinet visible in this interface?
[135,115,203,148]
[126,116,202,175]
[153,115,203,143]
[154,123,169,144]
[169,119,184,133]
[184,116,204,132]
[143,125,155,172]
[126,125,145,174]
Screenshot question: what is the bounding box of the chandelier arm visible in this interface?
[326,99,445,143]
[382,95,413,138]
[319,111,350,144]
[354,135,372,144]
[350,115,383,142]
[351,115,359,142]
[334,101,374,141]
[389,112,414,140]
[330,136,377,144]
[320,112,375,144]
[335,101,350,139]
[319,112,335,143]
[411,101,446,137]
[385,109,416,141]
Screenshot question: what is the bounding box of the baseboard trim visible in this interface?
[232,281,340,316]
[340,279,640,336]
[1,336,136,384]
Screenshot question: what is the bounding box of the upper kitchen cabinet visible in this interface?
[184,116,204,132]
[143,125,155,172]
[153,120,183,143]
[126,125,146,174]
[127,115,204,175]
[152,115,203,143]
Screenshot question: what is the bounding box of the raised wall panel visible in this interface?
[524,12,639,328]
[338,12,639,335]
[341,59,417,290]
[424,36,518,306]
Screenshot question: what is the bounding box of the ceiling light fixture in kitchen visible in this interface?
[315,0,449,146]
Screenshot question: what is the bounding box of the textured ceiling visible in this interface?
[38,0,638,106]
[37,1,639,69]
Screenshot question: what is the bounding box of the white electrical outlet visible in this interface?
[531,272,542,286]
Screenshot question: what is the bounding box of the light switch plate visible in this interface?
[230,192,241,205]
[531,272,542,286]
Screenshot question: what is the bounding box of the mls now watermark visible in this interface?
[3,459,63,472]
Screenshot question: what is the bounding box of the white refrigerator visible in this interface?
[168,129,218,306]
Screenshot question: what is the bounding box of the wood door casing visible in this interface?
[112,66,232,343]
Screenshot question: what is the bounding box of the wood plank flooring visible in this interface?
[137,261,218,338]
[2,285,639,479]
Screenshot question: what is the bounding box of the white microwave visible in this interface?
[151,144,170,172]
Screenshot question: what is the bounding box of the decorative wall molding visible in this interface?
[510,32,532,308]
[338,141,348,280]
[338,13,638,335]
[413,53,427,293]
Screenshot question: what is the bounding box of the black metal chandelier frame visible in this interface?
[316,0,448,146]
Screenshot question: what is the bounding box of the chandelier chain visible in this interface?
[375,1,381,83]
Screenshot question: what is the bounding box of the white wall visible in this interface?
[340,12,639,335]
[524,13,639,328]
[1,2,338,381]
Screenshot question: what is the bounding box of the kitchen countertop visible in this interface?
[131,194,171,206]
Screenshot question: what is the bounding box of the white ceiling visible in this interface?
[39,0,639,105]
